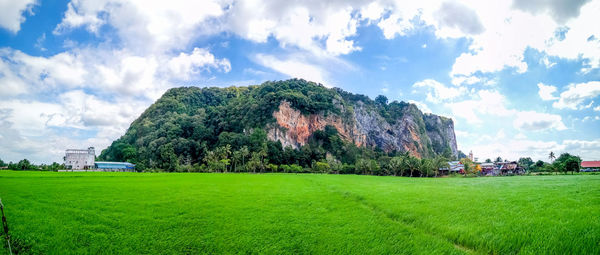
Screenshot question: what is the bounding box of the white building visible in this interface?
[64,147,96,170]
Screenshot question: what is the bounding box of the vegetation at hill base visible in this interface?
[0,172,598,254]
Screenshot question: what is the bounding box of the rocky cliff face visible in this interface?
[268,100,457,158]
[423,114,458,157]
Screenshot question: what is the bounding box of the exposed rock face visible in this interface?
[423,114,458,157]
[268,100,458,158]
[268,101,366,149]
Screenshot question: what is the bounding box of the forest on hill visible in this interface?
[99,79,458,174]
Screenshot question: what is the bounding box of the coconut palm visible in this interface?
[389,157,403,176]
[548,151,556,163]
[403,156,420,177]
[432,156,449,177]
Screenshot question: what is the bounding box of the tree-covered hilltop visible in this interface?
[99,79,457,172]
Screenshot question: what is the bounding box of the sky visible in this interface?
[0,0,599,164]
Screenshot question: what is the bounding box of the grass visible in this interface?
[0,171,598,254]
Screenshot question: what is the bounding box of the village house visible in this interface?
[495,161,525,175]
[581,161,600,172]
[480,163,496,176]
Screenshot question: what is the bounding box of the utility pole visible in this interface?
[0,198,12,255]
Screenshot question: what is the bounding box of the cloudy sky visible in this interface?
[1,0,599,163]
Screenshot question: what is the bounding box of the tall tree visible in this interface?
[564,157,581,174]
[389,157,403,176]
[432,156,449,177]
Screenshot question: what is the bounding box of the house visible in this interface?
[439,161,464,175]
[495,161,525,175]
[581,161,600,172]
[480,163,496,176]
[64,147,95,170]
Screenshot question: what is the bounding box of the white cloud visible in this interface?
[468,138,563,162]
[0,90,149,163]
[434,1,484,35]
[255,54,329,86]
[553,81,600,109]
[360,1,385,21]
[594,105,600,111]
[378,13,416,39]
[0,48,88,93]
[512,0,592,24]
[167,48,231,80]
[447,89,515,123]
[451,75,480,86]
[581,116,600,122]
[540,56,556,68]
[407,100,432,114]
[412,79,466,103]
[226,1,368,57]
[537,83,559,100]
[513,111,567,131]
[0,100,65,136]
[0,0,37,33]
[54,0,226,53]
[0,47,232,100]
[541,0,600,71]
[496,129,506,139]
[515,133,527,139]
[562,139,600,160]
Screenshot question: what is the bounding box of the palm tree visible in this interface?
[389,157,403,176]
[418,158,434,177]
[240,146,249,172]
[232,150,241,172]
[548,151,556,163]
[432,156,449,177]
[404,156,420,177]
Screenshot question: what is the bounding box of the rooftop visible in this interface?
[581,161,600,168]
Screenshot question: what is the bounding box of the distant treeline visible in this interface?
[516,153,583,174]
[0,151,585,176]
[0,158,63,171]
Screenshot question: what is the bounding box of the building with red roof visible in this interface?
[581,161,600,168]
[581,161,600,172]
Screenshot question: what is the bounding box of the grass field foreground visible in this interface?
[0,171,598,254]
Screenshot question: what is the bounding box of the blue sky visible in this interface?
[1,0,599,163]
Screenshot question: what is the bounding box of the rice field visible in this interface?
[0,171,598,254]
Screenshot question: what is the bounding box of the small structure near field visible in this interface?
[495,161,525,175]
[94,162,136,172]
[439,161,464,175]
[480,163,496,176]
[64,147,95,170]
[581,161,600,172]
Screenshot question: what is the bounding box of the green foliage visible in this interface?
[3,172,598,254]
[375,95,388,105]
[552,153,582,174]
[518,157,534,170]
[98,79,457,173]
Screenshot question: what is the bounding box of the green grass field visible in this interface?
[0,171,598,254]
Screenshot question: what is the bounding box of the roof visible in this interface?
[581,161,600,168]
[95,161,135,165]
[95,161,135,169]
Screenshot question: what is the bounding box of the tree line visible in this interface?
[0,158,63,171]
[482,152,583,174]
